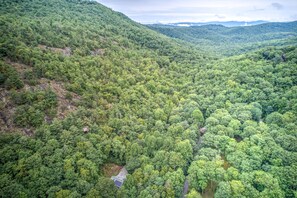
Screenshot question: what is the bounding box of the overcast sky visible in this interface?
[96,0,297,24]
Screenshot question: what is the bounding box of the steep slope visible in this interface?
[0,0,211,197]
[0,0,210,62]
[148,22,297,56]
[0,0,211,134]
[0,0,296,198]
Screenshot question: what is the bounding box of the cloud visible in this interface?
[251,6,265,12]
[271,2,283,10]
[96,0,297,23]
[215,14,226,19]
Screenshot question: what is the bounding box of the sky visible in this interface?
[96,0,297,24]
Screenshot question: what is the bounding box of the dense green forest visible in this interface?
[148,22,297,56]
[0,0,296,197]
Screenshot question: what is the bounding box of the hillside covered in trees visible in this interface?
[148,22,297,56]
[0,0,296,198]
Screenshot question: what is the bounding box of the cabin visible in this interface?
[111,167,128,188]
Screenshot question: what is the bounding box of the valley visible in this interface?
[0,0,296,197]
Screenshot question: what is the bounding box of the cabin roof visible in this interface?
[111,167,128,188]
[114,180,123,188]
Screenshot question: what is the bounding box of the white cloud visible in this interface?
[96,0,297,23]
[271,2,283,10]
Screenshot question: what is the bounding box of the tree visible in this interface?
[187,189,202,198]
[164,168,185,197]
[175,140,193,163]
[192,109,204,127]
[230,180,245,197]
[214,182,232,198]
[266,112,283,126]
[189,156,229,195]
[0,61,24,90]
[56,189,71,198]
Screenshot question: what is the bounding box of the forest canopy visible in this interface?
[0,0,296,197]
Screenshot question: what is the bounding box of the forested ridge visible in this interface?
[148,22,297,56]
[0,0,296,198]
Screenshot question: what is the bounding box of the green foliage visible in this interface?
[149,22,297,56]
[0,61,24,89]
[214,182,232,198]
[187,189,202,198]
[12,89,58,127]
[0,0,296,197]
[14,105,45,127]
[192,109,204,126]
[188,159,225,192]
[23,71,38,86]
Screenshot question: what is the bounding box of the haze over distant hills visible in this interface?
[148,21,297,55]
[154,20,269,27]
[96,0,297,24]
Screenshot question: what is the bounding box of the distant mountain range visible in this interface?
[153,20,269,27]
[148,21,297,56]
